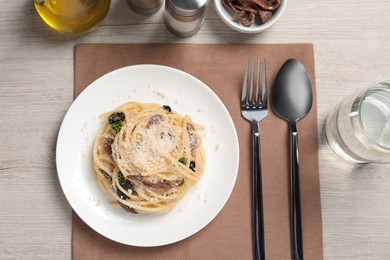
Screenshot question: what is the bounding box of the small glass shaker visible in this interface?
[126,0,164,15]
[164,0,208,38]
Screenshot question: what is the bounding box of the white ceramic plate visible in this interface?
[56,65,239,246]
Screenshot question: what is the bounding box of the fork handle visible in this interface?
[290,123,303,260]
[252,121,265,260]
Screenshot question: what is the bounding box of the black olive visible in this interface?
[116,187,129,200]
[122,181,135,194]
[163,105,172,113]
[108,112,125,125]
[189,160,196,172]
[117,172,136,198]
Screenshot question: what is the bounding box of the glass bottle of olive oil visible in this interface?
[33,0,111,35]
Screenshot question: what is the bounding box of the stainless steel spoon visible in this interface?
[272,59,312,260]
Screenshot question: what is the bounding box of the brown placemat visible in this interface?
[73,43,323,260]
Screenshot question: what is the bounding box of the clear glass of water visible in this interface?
[326,78,390,163]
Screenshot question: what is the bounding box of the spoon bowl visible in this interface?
[273,59,312,122]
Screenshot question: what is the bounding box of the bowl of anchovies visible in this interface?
[214,0,286,33]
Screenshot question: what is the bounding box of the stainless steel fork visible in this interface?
[241,58,268,260]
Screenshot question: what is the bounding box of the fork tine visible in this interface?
[262,59,267,107]
[255,58,260,105]
[249,59,255,105]
[241,59,249,106]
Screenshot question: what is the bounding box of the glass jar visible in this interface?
[33,0,111,35]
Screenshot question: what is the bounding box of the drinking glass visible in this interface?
[33,0,111,35]
[326,78,390,163]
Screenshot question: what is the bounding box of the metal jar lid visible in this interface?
[166,0,208,18]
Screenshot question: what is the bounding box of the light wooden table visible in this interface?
[1,1,390,259]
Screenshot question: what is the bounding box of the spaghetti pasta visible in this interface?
[92,101,205,213]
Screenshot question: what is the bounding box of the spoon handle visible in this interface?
[291,124,304,260]
[252,121,265,260]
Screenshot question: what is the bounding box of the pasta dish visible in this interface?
[92,101,205,213]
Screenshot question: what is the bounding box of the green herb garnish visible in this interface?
[178,157,187,165]
[111,121,123,133]
[118,171,125,186]
[117,171,135,199]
